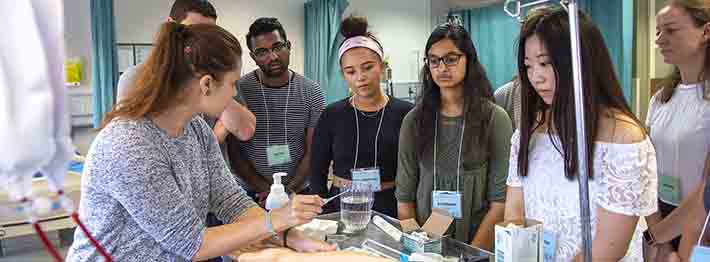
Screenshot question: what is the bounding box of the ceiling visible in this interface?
[447,0,504,9]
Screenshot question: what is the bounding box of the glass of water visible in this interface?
[340,183,374,233]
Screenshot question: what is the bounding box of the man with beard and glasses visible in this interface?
[229,17,325,204]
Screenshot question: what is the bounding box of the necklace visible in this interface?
[359,109,382,118]
[352,95,389,119]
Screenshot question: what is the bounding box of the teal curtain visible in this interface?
[90,0,118,128]
[452,0,635,102]
[451,4,521,90]
[578,0,635,103]
[304,0,349,104]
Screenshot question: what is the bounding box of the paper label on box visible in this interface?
[494,227,510,262]
[543,230,557,261]
[494,220,542,262]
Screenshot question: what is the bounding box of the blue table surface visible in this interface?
[33,160,84,178]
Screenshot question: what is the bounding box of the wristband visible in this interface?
[643,229,657,246]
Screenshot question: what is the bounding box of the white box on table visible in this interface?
[494,219,543,262]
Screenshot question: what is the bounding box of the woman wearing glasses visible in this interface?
[309,16,414,218]
[395,23,513,250]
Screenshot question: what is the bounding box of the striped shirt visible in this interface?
[238,70,325,183]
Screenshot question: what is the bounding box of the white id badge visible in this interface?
[432,191,463,219]
[691,246,710,262]
[691,212,710,262]
[660,175,681,204]
[351,167,382,191]
[266,144,292,166]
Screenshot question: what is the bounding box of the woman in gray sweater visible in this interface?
[66,22,333,262]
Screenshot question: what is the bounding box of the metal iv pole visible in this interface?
[504,1,592,261]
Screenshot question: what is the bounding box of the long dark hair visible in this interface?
[659,0,710,103]
[104,22,242,127]
[516,7,643,179]
[414,23,494,157]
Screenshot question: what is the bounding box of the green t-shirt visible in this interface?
[395,101,513,243]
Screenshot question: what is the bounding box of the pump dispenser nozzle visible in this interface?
[265,173,290,210]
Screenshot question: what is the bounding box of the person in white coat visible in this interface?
[0,0,73,202]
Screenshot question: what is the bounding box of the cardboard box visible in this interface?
[494,219,543,262]
[399,209,454,254]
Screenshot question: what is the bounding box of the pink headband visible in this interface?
[338,36,384,62]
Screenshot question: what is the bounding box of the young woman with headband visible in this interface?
[310,16,414,218]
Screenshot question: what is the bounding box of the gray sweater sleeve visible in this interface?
[101,132,205,260]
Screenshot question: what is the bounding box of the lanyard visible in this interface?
[433,113,465,192]
[258,71,291,146]
[352,96,388,169]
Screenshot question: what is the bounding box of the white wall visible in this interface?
[431,0,451,32]
[64,0,94,126]
[344,0,432,83]
[64,0,92,89]
[447,0,501,9]
[114,0,306,75]
[64,0,437,95]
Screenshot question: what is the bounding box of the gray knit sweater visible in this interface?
[66,116,256,261]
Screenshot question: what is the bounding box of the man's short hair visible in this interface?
[246,17,288,51]
[169,0,217,22]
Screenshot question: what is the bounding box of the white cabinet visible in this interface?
[67,87,93,127]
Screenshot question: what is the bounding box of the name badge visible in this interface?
[351,167,382,191]
[432,191,462,219]
[690,246,710,262]
[543,230,557,261]
[266,144,292,166]
[660,175,681,204]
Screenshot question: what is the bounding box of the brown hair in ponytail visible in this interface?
[104,22,242,127]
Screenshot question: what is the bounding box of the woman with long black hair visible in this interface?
[396,23,513,250]
[504,7,657,261]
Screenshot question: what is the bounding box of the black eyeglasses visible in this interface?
[425,53,465,69]
[252,42,290,59]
